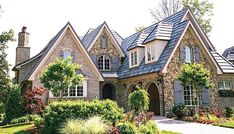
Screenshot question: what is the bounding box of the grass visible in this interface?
[214,120,234,128]
[160,130,181,134]
[0,122,35,134]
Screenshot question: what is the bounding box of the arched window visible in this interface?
[100,35,107,48]
[98,55,110,71]
[185,46,192,63]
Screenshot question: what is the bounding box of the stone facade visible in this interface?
[163,28,218,114]
[32,28,100,102]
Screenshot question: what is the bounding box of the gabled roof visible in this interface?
[222,46,234,58]
[15,22,104,82]
[82,22,125,57]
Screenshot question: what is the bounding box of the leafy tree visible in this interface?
[40,57,83,98]
[5,84,23,122]
[0,4,15,104]
[150,0,213,34]
[135,25,147,32]
[177,63,214,107]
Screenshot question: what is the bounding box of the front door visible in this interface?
[148,83,160,115]
[102,83,115,100]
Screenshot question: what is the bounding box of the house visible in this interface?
[13,9,234,116]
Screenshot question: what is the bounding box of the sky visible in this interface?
[0,0,234,76]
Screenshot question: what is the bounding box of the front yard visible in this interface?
[0,122,36,134]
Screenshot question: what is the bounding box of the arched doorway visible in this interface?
[148,83,160,115]
[102,83,115,100]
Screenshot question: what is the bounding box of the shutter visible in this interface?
[112,56,119,71]
[194,47,201,62]
[60,50,64,58]
[71,51,75,62]
[179,46,185,63]
[201,87,210,106]
[174,80,184,105]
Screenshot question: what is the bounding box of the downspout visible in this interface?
[159,73,166,116]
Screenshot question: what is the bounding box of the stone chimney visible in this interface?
[16,26,30,64]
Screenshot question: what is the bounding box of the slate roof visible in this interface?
[211,51,234,73]
[117,9,188,78]
[222,46,234,58]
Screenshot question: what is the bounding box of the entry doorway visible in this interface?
[102,83,115,100]
[148,83,160,115]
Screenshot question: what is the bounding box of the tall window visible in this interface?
[130,50,138,67]
[100,35,108,48]
[185,46,192,63]
[98,55,110,71]
[63,50,72,59]
[184,85,198,106]
[218,81,231,90]
[146,45,155,62]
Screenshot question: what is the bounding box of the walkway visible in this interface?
[155,116,234,134]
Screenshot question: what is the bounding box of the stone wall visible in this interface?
[32,28,100,102]
[163,29,218,114]
[89,27,121,72]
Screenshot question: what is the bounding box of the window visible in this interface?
[218,81,232,90]
[185,46,192,63]
[63,50,72,59]
[184,85,198,106]
[98,55,110,71]
[130,50,138,67]
[146,45,155,62]
[100,35,108,48]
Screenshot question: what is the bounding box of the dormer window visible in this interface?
[98,55,110,71]
[146,44,155,63]
[100,35,107,48]
[185,46,192,63]
[130,50,138,67]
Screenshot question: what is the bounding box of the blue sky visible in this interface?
[0,0,233,76]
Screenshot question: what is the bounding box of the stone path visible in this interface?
[155,116,234,134]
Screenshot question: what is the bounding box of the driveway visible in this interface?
[155,116,234,134]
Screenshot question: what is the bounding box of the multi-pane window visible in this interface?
[100,35,108,48]
[63,50,72,59]
[218,81,232,90]
[98,55,110,71]
[146,45,155,62]
[185,46,192,63]
[130,50,138,67]
[184,85,198,106]
[62,84,84,97]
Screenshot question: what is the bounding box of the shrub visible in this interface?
[9,114,43,125]
[224,107,233,118]
[139,120,158,134]
[43,99,124,134]
[172,104,189,118]
[33,116,44,128]
[4,84,22,122]
[117,122,138,134]
[23,87,45,114]
[60,116,108,134]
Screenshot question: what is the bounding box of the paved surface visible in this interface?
[155,116,234,134]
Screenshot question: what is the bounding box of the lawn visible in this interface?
[0,122,35,134]
[214,120,234,128]
[161,130,181,134]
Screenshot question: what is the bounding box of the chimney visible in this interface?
[16,26,30,64]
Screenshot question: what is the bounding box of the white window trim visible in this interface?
[49,78,88,98]
[145,44,156,64]
[129,50,138,68]
[185,46,192,63]
[98,55,111,71]
[218,81,232,90]
[63,50,72,59]
[184,85,199,106]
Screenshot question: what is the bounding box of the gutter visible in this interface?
[159,73,166,116]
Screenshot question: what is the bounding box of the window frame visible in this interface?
[184,85,199,106]
[146,44,156,63]
[129,50,138,68]
[98,55,111,71]
[218,81,232,90]
[49,79,88,98]
[100,35,108,48]
[185,46,193,63]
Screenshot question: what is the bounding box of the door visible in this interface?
[148,83,160,115]
[102,83,115,100]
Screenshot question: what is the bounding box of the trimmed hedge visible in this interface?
[43,99,124,134]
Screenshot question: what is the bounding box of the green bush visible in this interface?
[139,120,158,134]
[224,107,233,118]
[9,114,43,125]
[4,84,23,122]
[43,99,124,134]
[118,122,138,134]
[60,116,108,134]
[172,104,189,118]
[34,116,44,128]
[9,115,30,124]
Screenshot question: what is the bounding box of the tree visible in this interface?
[0,4,15,104]
[40,57,83,98]
[135,25,147,32]
[177,63,214,107]
[150,0,213,34]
